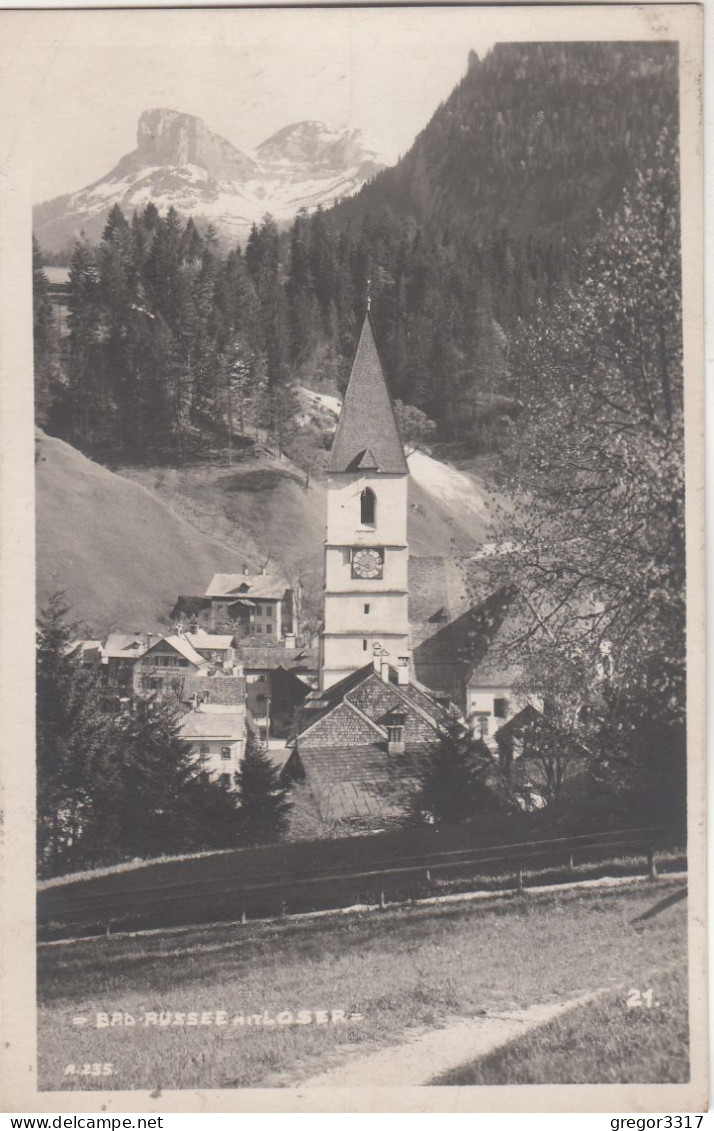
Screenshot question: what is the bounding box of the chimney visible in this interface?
[380,658,391,684]
[284,633,296,650]
[396,655,410,686]
[243,564,249,576]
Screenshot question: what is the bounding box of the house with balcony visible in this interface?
[133,634,209,698]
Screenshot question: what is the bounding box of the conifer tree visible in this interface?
[235,731,291,844]
[415,711,501,825]
[36,593,121,874]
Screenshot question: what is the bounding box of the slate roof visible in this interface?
[287,662,452,819]
[206,573,290,599]
[327,315,408,475]
[182,673,245,707]
[286,745,425,820]
[294,663,448,750]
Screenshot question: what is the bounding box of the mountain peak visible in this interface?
[256,120,379,175]
[134,108,258,181]
[33,110,384,253]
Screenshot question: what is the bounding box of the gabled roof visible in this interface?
[327,315,408,475]
[103,633,153,659]
[143,634,208,668]
[294,662,449,743]
[206,573,289,600]
[184,631,234,651]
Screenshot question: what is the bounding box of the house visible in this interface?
[237,643,318,745]
[183,631,236,669]
[178,699,246,789]
[205,571,296,639]
[103,632,155,695]
[133,634,209,698]
[282,655,453,825]
[66,639,104,668]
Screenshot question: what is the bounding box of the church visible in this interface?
[283,314,456,824]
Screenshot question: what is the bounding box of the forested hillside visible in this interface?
[34,41,678,466]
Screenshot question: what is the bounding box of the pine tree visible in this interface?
[32,237,56,427]
[235,731,291,844]
[36,593,122,875]
[113,696,238,858]
[415,711,501,825]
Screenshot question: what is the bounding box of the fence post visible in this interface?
[379,890,386,910]
[241,909,247,925]
[647,848,658,880]
[568,853,575,872]
[516,867,524,893]
[105,919,112,938]
[425,869,431,883]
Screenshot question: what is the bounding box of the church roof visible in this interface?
[327,316,408,475]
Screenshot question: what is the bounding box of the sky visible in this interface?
[10,8,496,203]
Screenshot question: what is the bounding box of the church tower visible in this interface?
[320,315,410,690]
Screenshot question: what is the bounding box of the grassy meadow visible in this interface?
[433,963,689,1085]
[37,878,688,1091]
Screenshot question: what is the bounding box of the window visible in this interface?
[360,487,376,527]
[475,714,489,738]
[256,625,262,633]
[199,743,210,755]
[364,603,370,615]
[220,773,231,788]
[220,746,231,761]
[256,693,266,705]
[493,698,508,719]
[363,639,368,651]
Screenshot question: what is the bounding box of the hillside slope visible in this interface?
[35,431,260,633]
[37,431,490,634]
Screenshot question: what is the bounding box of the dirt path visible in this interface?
[298,990,604,1088]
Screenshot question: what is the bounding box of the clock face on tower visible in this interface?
[351,547,384,579]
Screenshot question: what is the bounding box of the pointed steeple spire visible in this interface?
[327,316,408,475]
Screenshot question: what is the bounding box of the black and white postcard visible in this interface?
[0,3,706,1114]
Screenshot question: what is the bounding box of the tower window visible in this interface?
[363,639,368,651]
[360,487,376,527]
[364,603,370,614]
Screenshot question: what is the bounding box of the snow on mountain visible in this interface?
[33,109,385,252]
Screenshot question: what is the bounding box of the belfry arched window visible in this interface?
[360,487,376,527]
